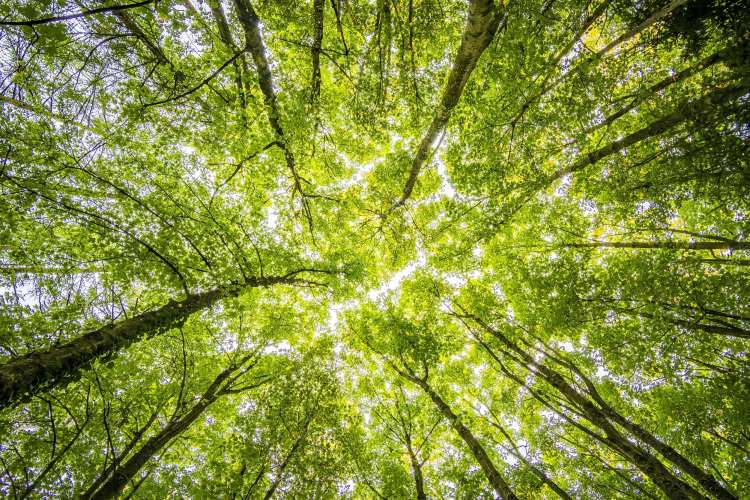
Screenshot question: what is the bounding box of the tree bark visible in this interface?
[406,442,427,500]
[565,239,750,251]
[208,0,246,107]
[584,44,732,134]
[80,410,159,499]
[407,375,518,499]
[489,420,573,500]
[232,0,313,228]
[263,419,311,499]
[561,356,737,500]
[637,312,750,340]
[603,406,736,500]
[395,0,505,207]
[463,313,707,499]
[113,11,169,65]
[550,82,750,182]
[86,354,262,499]
[0,273,306,408]
[310,0,325,105]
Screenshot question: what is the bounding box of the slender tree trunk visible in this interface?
[533,367,702,500]
[550,82,750,182]
[263,425,309,499]
[310,0,325,105]
[637,312,750,339]
[406,443,427,500]
[565,240,750,251]
[208,0,246,107]
[510,0,686,127]
[232,0,313,227]
[490,421,573,500]
[463,313,706,499]
[584,43,735,134]
[563,359,737,500]
[598,0,687,55]
[604,407,736,500]
[395,0,505,207]
[80,410,160,499]
[88,400,209,499]
[0,274,301,408]
[509,0,610,127]
[113,11,169,64]
[87,355,263,499]
[232,0,290,152]
[407,375,518,500]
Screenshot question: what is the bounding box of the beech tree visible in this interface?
[0,0,748,498]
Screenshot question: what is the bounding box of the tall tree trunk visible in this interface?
[86,354,264,499]
[565,239,750,251]
[509,0,610,128]
[584,43,736,134]
[310,0,325,105]
[510,0,687,127]
[406,442,427,500]
[602,403,736,499]
[637,312,750,339]
[395,0,505,207]
[113,11,169,65]
[88,404,204,499]
[208,0,246,107]
[550,82,750,182]
[557,354,737,500]
[80,410,160,499]
[232,0,313,229]
[462,312,707,499]
[0,273,307,408]
[405,374,518,500]
[263,422,310,499]
[489,419,573,500]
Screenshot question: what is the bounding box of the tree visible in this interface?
[1,0,748,497]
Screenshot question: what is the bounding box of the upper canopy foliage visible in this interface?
[0,0,748,498]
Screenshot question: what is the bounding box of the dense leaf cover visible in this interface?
[0,0,748,497]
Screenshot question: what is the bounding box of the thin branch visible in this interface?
[0,0,155,26]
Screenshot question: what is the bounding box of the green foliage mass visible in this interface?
[0,0,748,498]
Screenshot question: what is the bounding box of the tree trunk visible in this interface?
[566,239,750,251]
[408,375,518,500]
[464,313,706,499]
[87,354,261,499]
[80,410,160,499]
[550,82,750,182]
[88,398,211,499]
[490,420,573,500]
[406,443,427,500]
[510,0,686,128]
[396,0,504,207]
[0,274,299,408]
[232,0,312,226]
[113,11,169,65]
[603,408,736,500]
[638,312,750,339]
[563,356,737,500]
[208,0,246,107]
[310,0,325,105]
[263,424,309,499]
[584,44,731,134]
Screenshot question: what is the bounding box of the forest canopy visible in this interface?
[0,0,749,498]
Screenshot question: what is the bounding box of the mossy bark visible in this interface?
[396,0,505,207]
[0,275,293,408]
